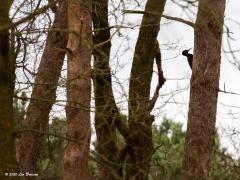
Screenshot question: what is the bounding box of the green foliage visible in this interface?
[13,92,27,129]
[13,93,66,179]
[149,118,240,180]
[210,148,240,180]
[89,151,99,179]
[38,117,66,179]
[150,118,185,180]
[13,99,240,180]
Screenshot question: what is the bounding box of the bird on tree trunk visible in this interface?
[182,48,193,69]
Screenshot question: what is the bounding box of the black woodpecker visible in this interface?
[182,48,193,69]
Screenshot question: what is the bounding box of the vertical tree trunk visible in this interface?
[18,0,68,173]
[63,0,92,179]
[92,0,125,179]
[127,0,166,179]
[181,0,226,179]
[0,0,18,173]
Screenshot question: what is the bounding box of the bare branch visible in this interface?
[123,9,194,28]
[149,40,166,111]
[11,0,59,28]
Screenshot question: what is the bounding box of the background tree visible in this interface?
[39,117,66,179]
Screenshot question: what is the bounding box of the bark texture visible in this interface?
[92,0,123,179]
[181,0,226,179]
[127,0,166,179]
[0,0,18,174]
[63,0,92,179]
[18,0,68,173]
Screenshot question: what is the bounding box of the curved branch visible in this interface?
[123,9,194,28]
[149,40,166,111]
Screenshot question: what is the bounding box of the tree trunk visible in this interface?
[92,0,123,179]
[63,0,92,179]
[127,0,166,179]
[17,0,68,173]
[0,0,18,173]
[181,0,226,179]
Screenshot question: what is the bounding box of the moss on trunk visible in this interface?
[0,0,18,174]
[127,0,166,179]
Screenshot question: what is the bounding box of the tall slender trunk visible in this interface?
[0,0,18,173]
[92,0,123,179]
[63,0,92,179]
[127,0,166,179]
[18,0,68,173]
[181,0,226,179]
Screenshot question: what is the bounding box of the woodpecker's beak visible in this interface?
[187,48,192,52]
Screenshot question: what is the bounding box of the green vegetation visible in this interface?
[150,118,240,180]
[13,100,240,179]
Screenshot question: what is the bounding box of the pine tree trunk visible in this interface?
[181,0,226,179]
[17,0,68,174]
[63,0,92,179]
[0,0,18,173]
[92,0,122,179]
[127,0,166,179]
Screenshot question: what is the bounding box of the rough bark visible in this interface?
[92,0,123,179]
[63,0,92,179]
[127,0,166,179]
[0,0,18,174]
[17,0,68,173]
[181,0,226,179]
